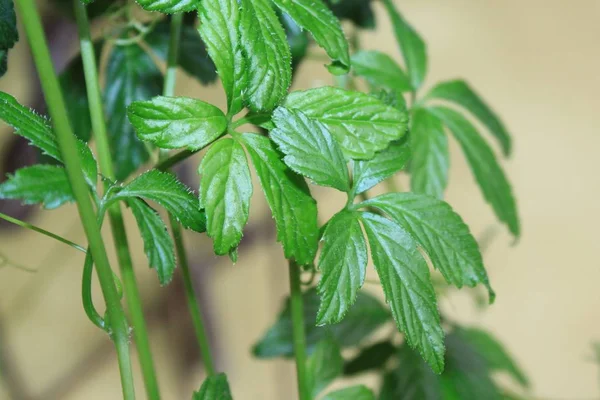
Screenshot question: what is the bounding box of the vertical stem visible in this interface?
[288,260,309,400]
[160,12,216,375]
[73,2,160,399]
[170,217,216,375]
[14,0,135,397]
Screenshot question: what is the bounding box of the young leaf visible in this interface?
[0,91,97,185]
[455,327,529,387]
[135,0,196,14]
[270,107,350,191]
[382,344,442,400]
[198,0,246,115]
[199,138,252,256]
[323,385,375,400]
[361,193,494,300]
[430,106,520,237]
[104,43,162,180]
[239,0,291,111]
[360,212,445,373]
[425,79,512,156]
[253,289,390,358]
[0,165,73,209]
[410,107,449,199]
[316,211,367,325]
[127,198,176,285]
[441,332,501,400]
[351,50,411,93]
[0,0,18,77]
[113,170,205,232]
[343,340,396,376]
[145,21,217,85]
[192,373,233,400]
[285,87,409,159]
[352,139,411,195]
[241,133,318,265]
[381,0,427,90]
[306,336,343,398]
[272,0,350,70]
[127,96,227,151]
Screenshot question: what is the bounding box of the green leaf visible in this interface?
[361,192,494,300]
[241,133,318,265]
[286,87,409,159]
[127,198,176,285]
[383,344,442,400]
[410,107,449,199]
[253,288,390,358]
[316,211,367,325]
[0,165,73,209]
[58,42,103,143]
[280,12,309,70]
[425,79,512,156]
[128,96,227,151]
[113,170,205,232]
[327,0,375,29]
[0,0,18,78]
[145,21,217,85]
[455,327,529,387]
[198,0,246,115]
[352,139,411,195]
[324,385,375,400]
[0,91,97,185]
[199,138,252,256]
[104,43,162,180]
[270,107,350,191]
[239,0,291,111]
[192,373,233,400]
[351,50,411,92]
[306,336,343,398]
[343,340,396,376]
[135,0,196,14]
[360,212,445,373]
[441,332,501,400]
[272,0,349,69]
[430,106,520,237]
[381,0,427,90]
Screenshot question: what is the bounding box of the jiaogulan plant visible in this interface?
[0,0,529,398]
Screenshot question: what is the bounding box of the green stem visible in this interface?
[161,13,216,375]
[73,2,160,399]
[170,217,216,375]
[15,0,135,397]
[288,260,309,400]
[0,212,86,252]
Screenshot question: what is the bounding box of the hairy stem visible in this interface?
[15,0,135,397]
[288,260,309,400]
[73,2,160,398]
[161,13,216,375]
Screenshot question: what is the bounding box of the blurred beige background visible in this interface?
[1,0,599,399]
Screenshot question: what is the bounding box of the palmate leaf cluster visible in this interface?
[0,0,526,397]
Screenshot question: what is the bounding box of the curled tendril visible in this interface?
[82,251,107,331]
[300,264,317,286]
[102,2,163,47]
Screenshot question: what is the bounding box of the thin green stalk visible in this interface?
[161,13,216,375]
[288,260,309,400]
[170,216,216,375]
[73,2,161,398]
[0,212,86,252]
[156,149,196,171]
[14,0,135,397]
